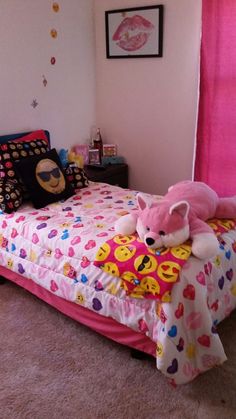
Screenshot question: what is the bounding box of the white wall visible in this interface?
[0,0,202,194]
[94,0,202,194]
[0,0,96,149]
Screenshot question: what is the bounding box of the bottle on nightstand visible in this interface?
[93,128,103,163]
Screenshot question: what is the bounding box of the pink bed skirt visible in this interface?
[0,266,156,357]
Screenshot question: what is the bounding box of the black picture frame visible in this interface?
[105,5,164,59]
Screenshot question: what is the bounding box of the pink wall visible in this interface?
[0,0,96,149]
[94,0,202,194]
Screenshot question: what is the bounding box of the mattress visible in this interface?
[1,181,236,385]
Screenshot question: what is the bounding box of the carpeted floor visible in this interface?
[1,281,236,419]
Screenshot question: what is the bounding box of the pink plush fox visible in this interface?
[115,181,236,259]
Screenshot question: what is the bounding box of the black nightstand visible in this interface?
[84,164,128,188]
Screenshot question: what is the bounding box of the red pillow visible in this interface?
[11,130,49,146]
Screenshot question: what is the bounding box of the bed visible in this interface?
[0,130,236,386]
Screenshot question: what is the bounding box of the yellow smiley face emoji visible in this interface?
[140,276,160,296]
[186,343,196,359]
[114,234,135,245]
[30,250,37,262]
[76,292,85,305]
[230,283,236,296]
[114,245,136,262]
[129,287,145,299]
[214,255,221,267]
[156,341,164,357]
[101,262,119,277]
[96,223,104,229]
[157,261,180,283]
[122,271,139,284]
[36,159,65,194]
[95,243,111,261]
[7,258,13,269]
[134,255,157,274]
[207,221,218,232]
[171,244,192,260]
[60,222,70,228]
[218,219,235,230]
[161,290,171,302]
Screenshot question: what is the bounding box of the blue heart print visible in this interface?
[225,250,231,260]
[61,229,69,240]
[11,244,16,252]
[80,274,88,283]
[168,325,177,338]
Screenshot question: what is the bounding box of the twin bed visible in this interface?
[1,130,236,385]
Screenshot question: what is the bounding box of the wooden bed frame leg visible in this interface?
[0,276,7,285]
[130,348,148,360]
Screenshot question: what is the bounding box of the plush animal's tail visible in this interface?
[215,197,236,218]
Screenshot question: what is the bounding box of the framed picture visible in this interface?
[89,149,100,165]
[103,144,117,157]
[105,5,164,59]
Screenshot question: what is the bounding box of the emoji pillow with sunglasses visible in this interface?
[15,148,75,209]
[94,233,192,301]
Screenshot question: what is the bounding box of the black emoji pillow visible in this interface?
[15,148,75,208]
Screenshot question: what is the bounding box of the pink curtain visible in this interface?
[194,0,236,196]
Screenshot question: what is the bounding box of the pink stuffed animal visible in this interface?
[115,181,236,259]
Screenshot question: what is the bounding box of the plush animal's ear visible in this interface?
[169,200,190,218]
[137,193,154,211]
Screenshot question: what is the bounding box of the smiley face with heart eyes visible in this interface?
[36,159,65,194]
[114,235,135,245]
[157,261,180,283]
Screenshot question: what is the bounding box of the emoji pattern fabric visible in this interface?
[0,182,236,385]
[94,219,236,302]
[94,235,192,301]
[0,137,49,199]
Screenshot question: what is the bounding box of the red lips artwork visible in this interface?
[112,15,154,52]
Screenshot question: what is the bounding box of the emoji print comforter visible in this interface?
[1,182,236,385]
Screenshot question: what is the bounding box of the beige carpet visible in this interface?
[1,280,236,419]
